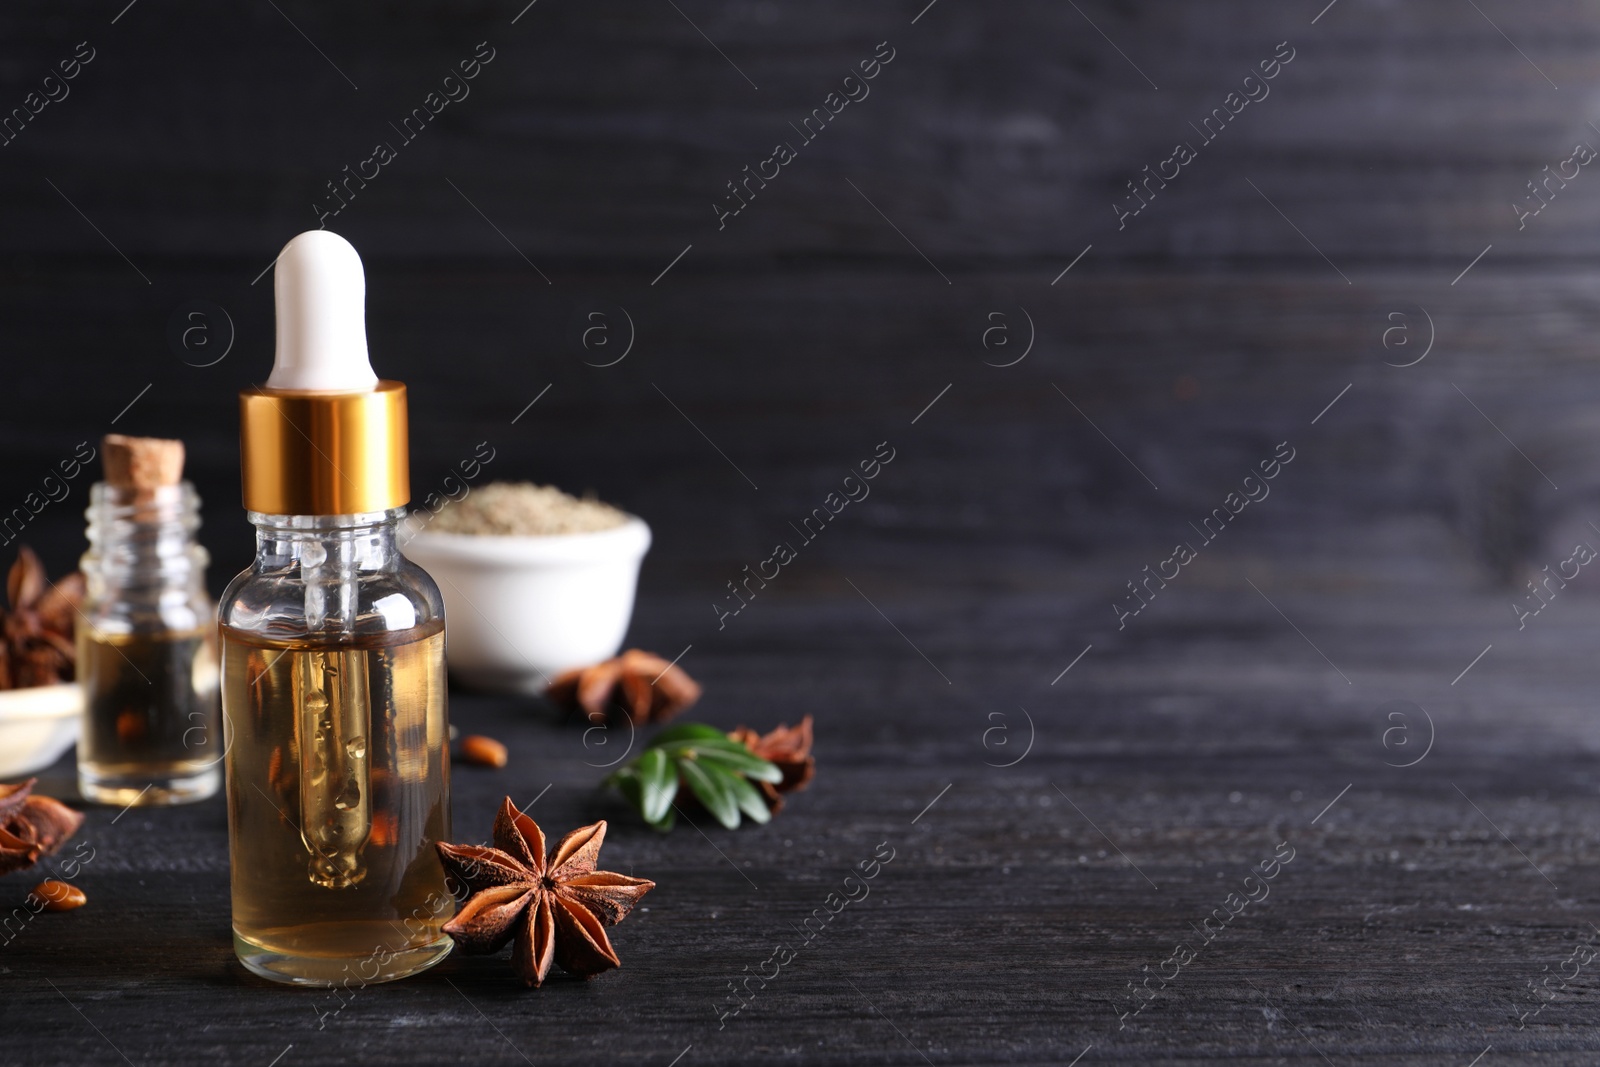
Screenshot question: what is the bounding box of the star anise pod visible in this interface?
[0,778,85,876]
[546,648,701,725]
[728,716,815,813]
[1,547,84,690]
[435,797,654,987]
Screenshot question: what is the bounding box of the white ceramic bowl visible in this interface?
[0,683,81,779]
[401,516,651,694]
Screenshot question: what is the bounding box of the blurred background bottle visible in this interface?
[77,434,220,806]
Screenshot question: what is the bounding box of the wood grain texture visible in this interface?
[4,582,1600,1065]
[0,1,1594,267]
[5,0,1600,1061]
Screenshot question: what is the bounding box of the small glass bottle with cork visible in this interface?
[77,433,222,805]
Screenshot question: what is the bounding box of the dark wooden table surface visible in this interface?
[8,0,1600,1062]
[9,559,1600,1066]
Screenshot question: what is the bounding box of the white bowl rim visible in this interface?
[0,682,82,721]
[402,514,651,565]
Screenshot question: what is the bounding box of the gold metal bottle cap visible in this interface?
[239,380,409,515]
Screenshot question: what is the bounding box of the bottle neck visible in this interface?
[247,509,405,568]
[81,481,208,608]
[248,508,406,635]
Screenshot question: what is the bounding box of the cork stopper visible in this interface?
[102,434,185,490]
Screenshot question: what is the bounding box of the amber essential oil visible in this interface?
[78,627,221,806]
[221,619,453,986]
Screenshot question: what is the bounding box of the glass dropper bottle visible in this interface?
[219,230,454,986]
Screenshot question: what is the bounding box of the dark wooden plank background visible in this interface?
[5,0,1600,1063]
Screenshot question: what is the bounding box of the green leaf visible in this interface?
[612,767,643,810]
[657,736,783,781]
[695,747,784,784]
[609,721,788,832]
[667,735,761,756]
[648,723,730,748]
[723,771,772,825]
[680,758,740,829]
[638,747,677,825]
[647,804,676,833]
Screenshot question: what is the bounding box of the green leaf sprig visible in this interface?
[607,723,782,832]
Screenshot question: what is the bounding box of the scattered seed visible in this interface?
[32,880,85,911]
[461,734,508,769]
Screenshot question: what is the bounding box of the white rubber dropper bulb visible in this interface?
[266,230,380,392]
